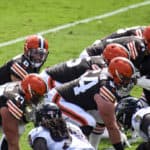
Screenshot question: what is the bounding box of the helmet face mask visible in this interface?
[27,48,49,68]
[114,71,134,88]
[29,90,44,105]
[35,103,62,126]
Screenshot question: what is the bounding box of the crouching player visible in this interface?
[115,96,150,150]
[28,103,95,150]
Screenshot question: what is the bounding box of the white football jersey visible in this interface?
[132,107,150,141]
[29,122,95,150]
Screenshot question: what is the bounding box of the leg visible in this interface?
[89,123,105,150]
[88,110,106,150]
[56,100,96,136]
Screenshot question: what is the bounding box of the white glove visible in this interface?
[120,131,131,148]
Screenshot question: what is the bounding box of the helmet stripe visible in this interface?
[115,69,122,81]
[28,84,32,98]
[38,35,44,49]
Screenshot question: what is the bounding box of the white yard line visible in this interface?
[0,1,150,48]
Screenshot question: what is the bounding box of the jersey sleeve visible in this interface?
[10,54,38,80]
[5,92,25,120]
[0,93,24,120]
[10,62,28,80]
[99,81,118,103]
[6,99,24,120]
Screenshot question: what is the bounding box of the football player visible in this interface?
[79,25,149,60]
[0,34,49,84]
[28,103,95,150]
[0,74,47,150]
[115,96,150,150]
[42,57,136,150]
[0,34,49,150]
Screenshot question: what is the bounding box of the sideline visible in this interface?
[0,1,150,48]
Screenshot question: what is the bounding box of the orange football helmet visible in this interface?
[108,57,135,85]
[143,26,150,51]
[103,43,130,63]
[21,73,47,104]
[24,35,49,68]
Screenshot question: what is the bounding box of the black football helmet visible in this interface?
[35,103,62,126]
[115,96,142,130]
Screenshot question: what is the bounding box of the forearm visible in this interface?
[94,94,124,150]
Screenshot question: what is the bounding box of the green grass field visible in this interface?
[0,0,149,149]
